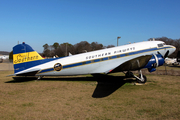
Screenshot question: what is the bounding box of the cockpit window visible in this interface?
[157,43,164,47]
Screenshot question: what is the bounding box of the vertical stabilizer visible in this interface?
[13,42,44,74]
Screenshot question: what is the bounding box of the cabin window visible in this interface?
[157,43,164,47]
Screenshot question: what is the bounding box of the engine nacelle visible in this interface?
[143,54,165,72]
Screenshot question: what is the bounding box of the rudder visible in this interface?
[13,42,44,74]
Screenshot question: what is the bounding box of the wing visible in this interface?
[109,55,152,73]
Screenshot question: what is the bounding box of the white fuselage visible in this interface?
[15,41,176,76]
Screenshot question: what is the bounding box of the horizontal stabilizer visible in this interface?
[7,68,41,77]
[16,70,40,76]
[15,68,41,76]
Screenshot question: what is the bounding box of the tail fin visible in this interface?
[13,42,44,74]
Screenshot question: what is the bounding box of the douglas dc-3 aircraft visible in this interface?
[10,40,176,83]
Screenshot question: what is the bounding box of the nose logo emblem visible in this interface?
[54,63,62,71]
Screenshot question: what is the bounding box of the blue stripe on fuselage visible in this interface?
[60,47,171,70]
[14,58,58,73]
[18,46,172,74]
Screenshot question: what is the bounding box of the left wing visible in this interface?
[109,55,152,73]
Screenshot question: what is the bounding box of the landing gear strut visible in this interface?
[125,70,147,83]
[37,76,44,80]
[135,74,147,83]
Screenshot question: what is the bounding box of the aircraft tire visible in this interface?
[136,75,147,83]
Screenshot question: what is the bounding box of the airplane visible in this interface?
[9,40,176,83]
[0,55,9,60]
[165,51,180,65]
[165,58,178,65]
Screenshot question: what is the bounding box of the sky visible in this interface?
[0,0,180,53]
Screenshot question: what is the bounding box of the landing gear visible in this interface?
[125,70,147,83]
[37,76,43,80]
[125,71,134,78]
[136,74,147,83]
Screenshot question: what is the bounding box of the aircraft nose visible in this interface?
[169,45,176,55]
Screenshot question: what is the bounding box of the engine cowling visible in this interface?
[143,54,165,72]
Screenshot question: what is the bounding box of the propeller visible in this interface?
[157,50,169,59]
[164,50,169,58]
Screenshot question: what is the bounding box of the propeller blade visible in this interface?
[164,50,169,58]
[157,50,169,59]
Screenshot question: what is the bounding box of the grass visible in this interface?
[0,70,180,119]
[157,64,180,71]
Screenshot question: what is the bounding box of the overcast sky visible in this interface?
[1,0,180,53]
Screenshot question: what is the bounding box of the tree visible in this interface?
[9,51,13,60]
[53,42,59,50]
[43,43,49,50]
[175,39,180,51]
[43,44,50,57]
[54,47,64,57]
[90,42,103,51]
[74,41,91,54]
[54,43,74,57]
[106,45,115,48]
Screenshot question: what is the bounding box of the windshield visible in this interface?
[157,43,164,47]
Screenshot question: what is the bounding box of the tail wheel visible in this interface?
[136,75,147,83]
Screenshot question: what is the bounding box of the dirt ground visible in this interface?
[0,70,180,120]
[0,62,13,71]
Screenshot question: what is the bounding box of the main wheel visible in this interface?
[136,75,147,83]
